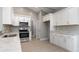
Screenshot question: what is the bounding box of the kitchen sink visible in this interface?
[3,34,17,38]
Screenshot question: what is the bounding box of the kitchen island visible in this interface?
[0,32,21,52]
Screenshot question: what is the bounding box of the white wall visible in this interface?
[31,12,38,37]
[36,11,49,40]
[44,21,50,40]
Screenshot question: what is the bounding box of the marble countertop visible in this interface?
[0,32,22,52]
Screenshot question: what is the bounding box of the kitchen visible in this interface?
[0,7,79,52]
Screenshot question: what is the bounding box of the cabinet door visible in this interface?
[66,36,74,51]
[3,7,13,24]
[53,35,58,45]
[54,8,79,26]
[54,12,61,25]
[50,33,58,45]
[50,31,56,44]
[25,16,31,26]
[43,15,48,22]
[43,14,52,22]
[55,34,61,46]
[57,35,63,47]
[62,37,66,49]
[13,16,19,26]
[0,8,2,31]
[50,32,54,43]
[66,36,78,52]
[58,35,66,49]
[68,8,79,25]
[19,16,25,22]
[52,34,61,46]
[54,9,68,26]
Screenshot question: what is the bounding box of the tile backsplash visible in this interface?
[3,25,12,33]
[55,25,79,35]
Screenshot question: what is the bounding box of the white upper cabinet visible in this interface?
[13,16,31,26]
[19,16,31,26]
[43,13,53,22]
[68,8,79,25]
[54,8,69,25]
[43,13,56,31]
[54,7,79,26]
[43,14,49,22]
[12,16,19,26]
[2,7,14,25]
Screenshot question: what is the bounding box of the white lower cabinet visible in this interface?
[60,37,66,49]
[50,33,55,44]
[66,36,78,52]
[50,33,79,52]
[50,33,66,49]
[66,38,73,51]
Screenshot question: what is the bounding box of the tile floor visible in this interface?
[21,38,69,52]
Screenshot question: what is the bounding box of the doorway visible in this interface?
[44,21,50,41]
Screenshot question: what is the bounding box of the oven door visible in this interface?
[19,33,29,38]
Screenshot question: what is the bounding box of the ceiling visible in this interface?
[26,7,66,14]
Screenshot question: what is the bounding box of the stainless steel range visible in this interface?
[18,16,32,42]
[19,22,29,42]
[19,22,29,37]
